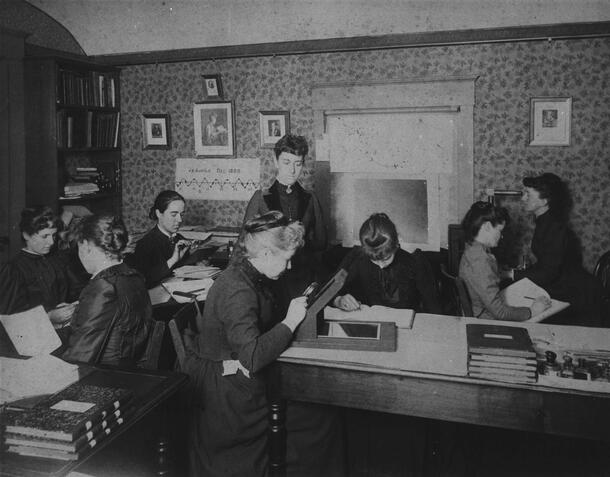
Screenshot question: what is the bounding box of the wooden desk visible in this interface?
[0,366,188,477]
[278,315,610,442]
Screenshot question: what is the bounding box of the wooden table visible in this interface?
[0,366,188,477]
[278,314,610,442]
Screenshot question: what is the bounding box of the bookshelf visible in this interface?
[24,56,122,217]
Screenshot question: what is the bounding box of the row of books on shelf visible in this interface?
[57,69,117,108]
[56,110,120,149]
[2,382,134,462]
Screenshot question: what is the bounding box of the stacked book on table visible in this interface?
[2,382,133,461]
[466,323,538,384]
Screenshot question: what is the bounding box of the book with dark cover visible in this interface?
[6,410,128,461]
[466,324,536,358]
[4,408,124,452]
[3,384,133,442]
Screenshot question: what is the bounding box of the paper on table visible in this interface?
[0,306,62,356]
[173,264,221,279]
[502,278,570,323]
[0,354,79,406]
[323,305,415,329]
[179,230,212,242]
[162,278,215,303]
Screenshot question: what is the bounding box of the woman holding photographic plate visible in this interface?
[184,212,309,476]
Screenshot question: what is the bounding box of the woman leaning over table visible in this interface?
[459,201,551,321]
[129,190,192,288]
[183,211,309,477]
[62,214,152,366]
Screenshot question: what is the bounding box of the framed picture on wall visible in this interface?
[193,101,235,156]
[202,74,224,100]
[142,113,171,150]
[259,111,290,148]
[529,97,572,146]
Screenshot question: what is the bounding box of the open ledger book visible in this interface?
[501,278,569,323]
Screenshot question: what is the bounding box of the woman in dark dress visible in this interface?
[62,214,152,366]
[512,173,603,326]
[242,134,327,297]
[334,213,442,315]
[183,211,309,477]
[0,206,78,326]
[129,190,192,288]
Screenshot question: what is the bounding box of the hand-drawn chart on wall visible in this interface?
[175,158,260,200]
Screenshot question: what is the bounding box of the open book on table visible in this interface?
[501,278,569,323]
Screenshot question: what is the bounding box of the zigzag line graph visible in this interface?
[175,177,260,192]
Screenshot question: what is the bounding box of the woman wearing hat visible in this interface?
[510,173,603,326]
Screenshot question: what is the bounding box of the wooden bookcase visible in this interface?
[24,56,122,217]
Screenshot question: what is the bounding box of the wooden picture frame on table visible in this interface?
[529,97,571,146]
[259,111,290,148]
[193,101,235,157]
[142,113,171,150]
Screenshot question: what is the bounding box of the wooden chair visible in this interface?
[168,301,202,369]
[140,320,167,370]
[440,263,474,317]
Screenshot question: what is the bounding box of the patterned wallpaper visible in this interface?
[120,38,609,271]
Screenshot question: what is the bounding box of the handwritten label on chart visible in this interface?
[175,158,260,201]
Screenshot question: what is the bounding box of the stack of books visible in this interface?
[63,181,100,198]
[2,383,133,461]
[206,225,240,245]
[466,324,537,384]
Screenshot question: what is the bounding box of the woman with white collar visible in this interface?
[63,214,152,366]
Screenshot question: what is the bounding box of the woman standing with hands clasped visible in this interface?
[183,211,308,477]
[130,190,192,288]
[459,201,551,321]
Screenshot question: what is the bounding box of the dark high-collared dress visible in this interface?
[62,263,152,366]
[0,249,72,314]
[183,259,293,477]
[338,246,442,314]
[129,226,186,288]
[514,210,603,326]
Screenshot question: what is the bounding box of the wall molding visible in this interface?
[88,21,610,66]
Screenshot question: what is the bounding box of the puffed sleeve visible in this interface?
[306,191,327,251]
[219,283,292,373]
[131,234,171,288]
[413,250,443,314]
[242,190,267,225]
[461,247,531,321]
[0,262,27,314]
[62,278,117,363]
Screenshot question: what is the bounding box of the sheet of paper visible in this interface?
[502,278,570,323]
[161,278,215,303]
[178,230,212,241]
[0,355,79,406]
[173,265,221,279]
[323,305,415,329]
[0,306,62,356]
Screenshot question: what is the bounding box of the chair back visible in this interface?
[440,263,474,317]
[140,320,166,370]
[168,301,202,369]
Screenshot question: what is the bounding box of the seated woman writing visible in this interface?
[129,190,192,288]
[459,202,550,321]
[0,206,79,327]
[62,214,153,366]
[333,213,442,314]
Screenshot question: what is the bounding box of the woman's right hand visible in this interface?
[167,239,190,268]
[530,296,552,316]
[283,296,308,332]
[333,294,361,311]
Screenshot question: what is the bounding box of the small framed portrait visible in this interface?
[142,113,171,150]
[202,74,224,100]
[193,101,235,157]
[259,111,290,148]
[529,97,572,146]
